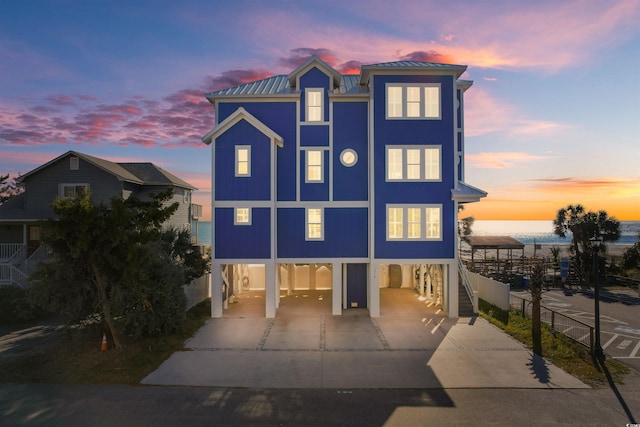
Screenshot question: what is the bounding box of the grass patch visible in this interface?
[478,299,629,388]
[0,299,211,385]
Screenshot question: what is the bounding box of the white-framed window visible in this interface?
[306,208,324,240]
[306,88,324,122]
[387,148,403,180]
[388,207,403,239]
[340,149,358,167]
[235,145,251,177]
[425,207,440,238]
[386,205,442,240]
[59,183,89,198]
[385,146,441,181]
[386,83,441,119]
[407,207,421,238]
[234,207,252,225]
[306,149,324,182]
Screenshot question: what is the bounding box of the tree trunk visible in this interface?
[532,297,542,356]
[531,263,544,356]
[92,263,123,349]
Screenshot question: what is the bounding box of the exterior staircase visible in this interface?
[457,257,478,317]
[458,281,475,317]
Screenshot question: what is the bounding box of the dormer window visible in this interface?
[305,88,324,122]
[386,84,441,119]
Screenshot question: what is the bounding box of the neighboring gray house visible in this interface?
[0,150,202,287]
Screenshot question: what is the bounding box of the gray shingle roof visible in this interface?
[119,163,196,190]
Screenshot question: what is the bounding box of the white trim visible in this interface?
[277,201,368,208]
[339,148,358,167]
[385,83,441,120]
[305,207,324,241]
[385,204,443,241]
[304,149,324,183]
[202,106,284,147]
[385,145,442,182]
[304,88,324,122]
[58,183,89,198]
[235,145,251,177]
[234,207,252,225]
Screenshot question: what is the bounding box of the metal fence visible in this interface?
[509,293,594,351]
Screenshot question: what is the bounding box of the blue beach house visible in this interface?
[202,57,486,318]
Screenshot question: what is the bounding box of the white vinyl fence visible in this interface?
[184,273,211,310]
[466,271,510,311]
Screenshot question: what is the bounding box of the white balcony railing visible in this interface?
[191,203,203,220]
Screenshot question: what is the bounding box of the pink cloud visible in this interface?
[400,51,456,64]
[45,94,76,106]
[239,1,639,72]
[205,69,274,91]
[467,152,551,168]
[464,88,570,137]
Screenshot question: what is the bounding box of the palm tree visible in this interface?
[553,205,621,285]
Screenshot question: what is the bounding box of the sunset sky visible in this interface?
[1,0,639,221]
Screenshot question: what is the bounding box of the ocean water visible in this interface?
[192,220,640,247]
[471,220,640,245]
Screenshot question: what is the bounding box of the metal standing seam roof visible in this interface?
[206,59,467,99]
[206,74,366,98]
[464,236,525,249]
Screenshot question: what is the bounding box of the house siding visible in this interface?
[372,74,456,259]
[277,207,368,258]
[215,207,271,259]
[22,157,122,216]
[204,58,485,319]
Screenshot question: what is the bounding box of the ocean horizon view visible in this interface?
[192,220,639,247]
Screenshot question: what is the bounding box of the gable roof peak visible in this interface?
[287,55,342,88]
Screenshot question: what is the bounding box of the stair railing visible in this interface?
[458,257,478,314]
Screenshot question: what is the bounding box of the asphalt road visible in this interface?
[512,288,640,372]
[0,380,639,427]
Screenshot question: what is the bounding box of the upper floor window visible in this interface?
[234,207,252,225]
[305,88,324,122]
[235,145,251,177]
[59,183,89,198]
[386,146,441,181]
[70,157,79,170]
[386,84,441,119]
[306,149,324,183]
[386,205,442,240]
[306,208,324,240]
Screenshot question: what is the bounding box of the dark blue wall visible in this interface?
[372,74,456,259]
[299,150,330,201]
[217,102,297,202]
[277,208,368,258]
[300,125,330,146]
[333,101,368,201]
[299,67,331,122]
[215,207,271,259]
[215,120,271,201]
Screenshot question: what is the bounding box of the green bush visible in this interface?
[0,285,49,326]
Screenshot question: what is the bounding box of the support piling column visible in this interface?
[211,263,223,318]
[332,262,342,315]
[265,262,276,318]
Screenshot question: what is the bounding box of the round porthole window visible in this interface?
[340,149,358,167]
